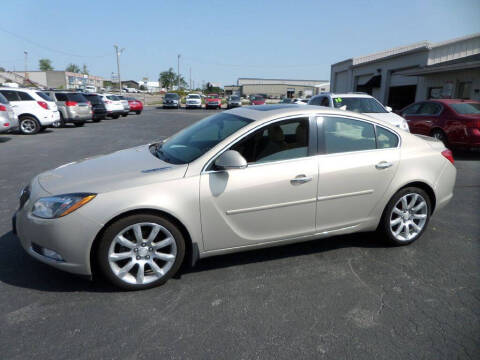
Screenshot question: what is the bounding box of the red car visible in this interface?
[126,97,143,115]
[250,95,266,106]
[400,99,480,150]
[205,94,222,109]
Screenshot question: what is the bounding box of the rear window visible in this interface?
[84,95,102,104]
[67,93,88,102]
[450,103,480,114]
[107,95,119,100]
[0,90,19,101]
[36,92,53,101]
[0,93,8,104]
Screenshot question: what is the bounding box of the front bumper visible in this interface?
[163,103,179,108]
[13,179,101,276]
[206,102,221,108]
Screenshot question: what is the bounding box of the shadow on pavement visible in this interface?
[0,229,388,293]
[0,136,12,143]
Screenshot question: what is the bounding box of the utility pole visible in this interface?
[177,54,181,90]
[189,67,192,90]
[114,45,124,93]
[24,50,28,80]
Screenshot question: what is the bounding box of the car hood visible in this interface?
[206,98,220,102]
[365,112,405,126]
[37,145,188,195]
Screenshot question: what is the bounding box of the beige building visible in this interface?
[225,78,330,98]
[0,70,104,90]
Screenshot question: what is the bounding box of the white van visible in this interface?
[84,85,97,93]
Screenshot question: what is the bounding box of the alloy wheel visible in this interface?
[389,193,428,242]
[20,119,37,134]
[108,222,177,285]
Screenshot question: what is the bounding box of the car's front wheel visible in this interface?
[379,187,431,245]
[97,214,185,290]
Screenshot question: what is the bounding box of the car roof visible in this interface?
[314,92,373,99]
[226,104,396,128]
[428,98,480,104]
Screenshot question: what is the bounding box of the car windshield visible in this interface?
[165,93,178,99]
[333,97,387,113]
[187,94,200,99]
[251,96,264,101]
[450,102,480,114]
[36,92,53,101]
[207,95,218,99]
[230,96,240,101]
[154,113,253,164]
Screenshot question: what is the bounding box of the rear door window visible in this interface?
[322,116,376,154]
[0,92,10,104]
[0,90,20,101]
[402,103,421,115]
[376,127,399,149]
[18,92,34,101]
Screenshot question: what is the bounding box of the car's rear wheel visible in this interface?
[431,129,448,146]
[379,187,431,245]
[19,116,40,135]
[122,114,128,117]
[112,114,120,119]
[97,214,185,290]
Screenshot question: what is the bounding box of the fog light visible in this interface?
[41,247,64,261]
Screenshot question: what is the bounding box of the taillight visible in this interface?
[37,101,49,110]
[104,100,112,104]
[0,105,6,111]
[3,123,9,127]
[66,101,78,106]
[441,149,454,165]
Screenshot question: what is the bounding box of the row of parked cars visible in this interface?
[0,88,143,135]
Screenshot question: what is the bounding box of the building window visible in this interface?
[428,87,442,99]
[457,82,472,99]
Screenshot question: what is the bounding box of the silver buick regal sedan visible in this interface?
[13,105,456,290]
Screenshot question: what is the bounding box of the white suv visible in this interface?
[308,93,410,131]
[98,94,124,119]
[0,88,60,134]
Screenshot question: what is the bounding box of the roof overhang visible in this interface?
[396,61,480,76]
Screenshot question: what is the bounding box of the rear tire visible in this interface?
[112,114,120,119]
[19,116,41,135]
[379,187,431,246]
[97,214,186,290]
[122,114,128,117]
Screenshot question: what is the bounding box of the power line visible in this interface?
[0,26,111,58]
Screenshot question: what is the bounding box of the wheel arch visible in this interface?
[18,113,40,121]
[89,208,196,278]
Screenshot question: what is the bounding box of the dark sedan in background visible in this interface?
[400,99,480,150]
[83,93,107,122]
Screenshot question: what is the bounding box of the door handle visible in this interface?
[291,175,313,184]
[375,161,393,170]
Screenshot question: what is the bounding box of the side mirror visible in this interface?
[214,150,247,170]
[385,106,393,112]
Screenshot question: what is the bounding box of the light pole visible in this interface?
[114,45,124,93]
[177,54,181,90]
[24,50,28,80]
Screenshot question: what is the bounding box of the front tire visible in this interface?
[97,214,185,290]
[379,187,431,246]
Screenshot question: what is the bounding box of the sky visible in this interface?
[1,0,479,87]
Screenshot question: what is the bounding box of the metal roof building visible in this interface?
[225,78,329,98]
[330,33,480,110]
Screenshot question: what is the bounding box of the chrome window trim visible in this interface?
[316,114,402,155]
[201,114,317,174]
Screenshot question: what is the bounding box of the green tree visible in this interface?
[0,66,5,72]
[39,58,53,71]
[159,68,176,90]
[159,67,188,90]
[66,63,81,73]
[81,64,89,75]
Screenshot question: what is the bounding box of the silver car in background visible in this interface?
[46,91,92,128]
[13,105,456,290]
[116,95,130,117]
[0,92,18,133]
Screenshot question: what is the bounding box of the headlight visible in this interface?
[32,193,96,219]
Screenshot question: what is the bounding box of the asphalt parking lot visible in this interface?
[0,107,479,359]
